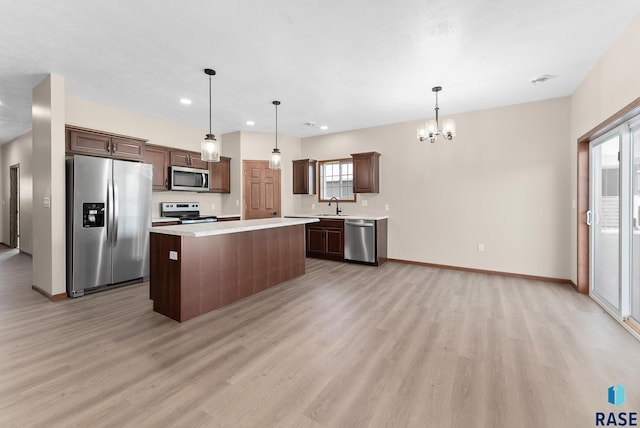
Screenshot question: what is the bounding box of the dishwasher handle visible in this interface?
[345,220,375,227]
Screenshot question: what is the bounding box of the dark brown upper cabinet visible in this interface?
[292,159,317,195]
[351,151,380,193]
[66,126,146,161]
[144,145,171,191]
[209,156,231,193]
[170,150,208,169]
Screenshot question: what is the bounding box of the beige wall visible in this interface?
[1,131,33,253]
[569,12,640,283]
[220,131,242,215]
[32,74,66,296]
[300,97,572,279]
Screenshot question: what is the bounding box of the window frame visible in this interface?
[317,158,357,203]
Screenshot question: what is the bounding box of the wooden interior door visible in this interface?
[243,160,281,220]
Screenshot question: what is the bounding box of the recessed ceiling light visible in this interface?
[303,122,316,127]
[180,98,192,105]
[246,120,255,126]
[320,125,328,130]
[530,74,556,85]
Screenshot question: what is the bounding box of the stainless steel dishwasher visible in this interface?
[344,219,376,264]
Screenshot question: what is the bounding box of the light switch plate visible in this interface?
[43,196,51,208]
[169,250,178,260]
[361,200,368,207]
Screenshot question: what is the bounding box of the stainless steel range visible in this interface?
[160,202,218,224]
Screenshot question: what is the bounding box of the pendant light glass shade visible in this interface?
[270,148,282,169]
[201,68,221,162]
[201,133,220,162]
[269,100,282,170]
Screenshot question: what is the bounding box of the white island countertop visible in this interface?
[286,213,389,221]
[149,217,319,237]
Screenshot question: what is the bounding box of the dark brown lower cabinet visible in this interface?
[306,219,344,261]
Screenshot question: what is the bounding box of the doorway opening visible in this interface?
[9,164,20,249]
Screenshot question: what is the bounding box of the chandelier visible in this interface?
[417,86,456,143]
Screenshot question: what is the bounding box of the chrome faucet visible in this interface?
[328,197,341,216]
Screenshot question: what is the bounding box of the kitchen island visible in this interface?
[148,217,318,322]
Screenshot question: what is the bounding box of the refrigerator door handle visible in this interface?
[106,179,113,245]
[113,181,119,245]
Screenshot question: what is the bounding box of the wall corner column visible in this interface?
[32,74,66,299]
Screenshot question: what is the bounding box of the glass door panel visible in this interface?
[632,124,640,323]
[591,135,621,311]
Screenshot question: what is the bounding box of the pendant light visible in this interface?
[201,68,220,162]
[269,100,282,169]
[417,86,456,144]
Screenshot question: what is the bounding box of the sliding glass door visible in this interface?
[590,115,640,329]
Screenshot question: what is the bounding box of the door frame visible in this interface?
[577,96,640,294]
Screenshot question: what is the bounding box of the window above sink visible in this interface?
[318,158,356,203]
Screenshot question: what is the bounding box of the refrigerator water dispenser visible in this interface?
[83,203,105,228]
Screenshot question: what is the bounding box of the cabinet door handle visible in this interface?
[165,178,169,189]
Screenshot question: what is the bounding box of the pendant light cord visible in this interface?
[208,74,212,135]
[275,102,278,150]
[434,90,439,130]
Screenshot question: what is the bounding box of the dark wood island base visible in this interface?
[150,223,307,322]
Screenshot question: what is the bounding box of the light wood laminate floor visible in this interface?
[0,247,639,427]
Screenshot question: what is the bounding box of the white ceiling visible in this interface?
[1,0,639,145]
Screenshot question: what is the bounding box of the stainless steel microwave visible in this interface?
[169,166,209,192]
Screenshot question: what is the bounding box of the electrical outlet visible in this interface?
[211,203,216,211]
[384,204,390,212]
[235,200,239,206]
[361,200,368,207]
[478,243,485,252]
[312,203,316,210]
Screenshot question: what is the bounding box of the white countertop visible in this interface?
[286,213,389,221]
[149,217,319,237]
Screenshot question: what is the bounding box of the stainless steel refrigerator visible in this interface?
[66,155,153,297]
